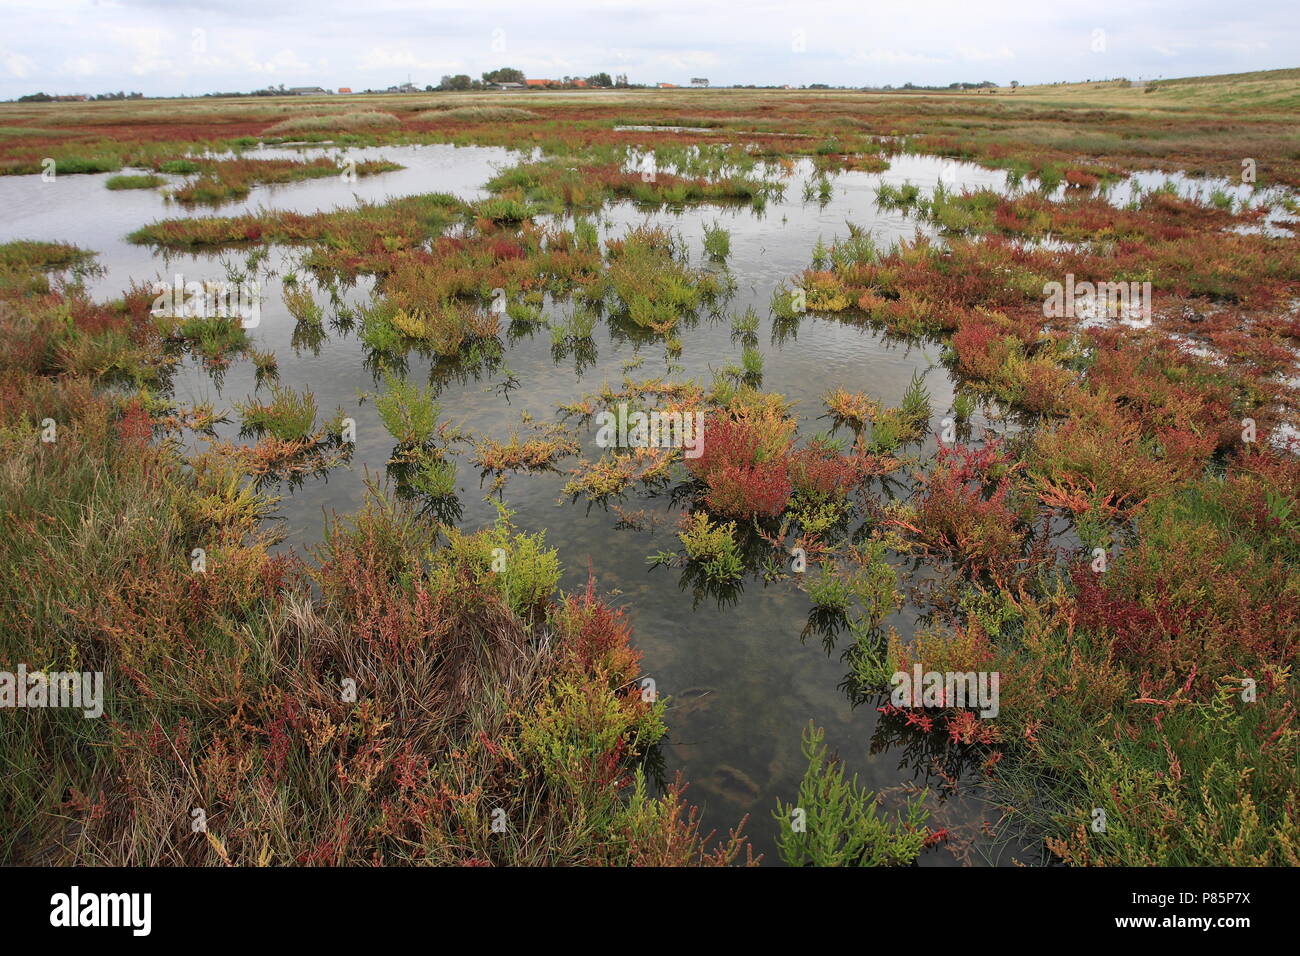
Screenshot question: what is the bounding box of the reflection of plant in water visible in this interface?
[730,305,759,341]
[675,511,743,583]
[208,430,352,490]
[548,303,597,347]
[471,417,580,494]
[861,691,995,801]
[170,313,250,367]
[672,555,746,611]
[235,383,320,442]
[702,220,731,260]
[374,371,440,446]
[550,335,599,376]
[428,338,507,395]
[506,299,544,327]
[774,722,930,867]
[823,387,879,434]
[146,396,226,437]
[803,541,900,649]
[807,561,852,612]
[770,282,803,321]
[290,319,327,356]
[649,510,785,609]
[372,370,463,517]
[602,224,733,336]
[226,384,352,487]
[282,277,323,327]
[563,447,674,503]
[248,348,278,386]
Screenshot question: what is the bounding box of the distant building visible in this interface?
[524,79,552,88]
[657,82,677,89]
[690,77,709,88]
[492,81,526,90]
[337,87,353,94]
[288,86,327,96]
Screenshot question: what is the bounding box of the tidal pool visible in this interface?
[2,143,1043,864]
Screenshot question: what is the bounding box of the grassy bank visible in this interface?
[3,69,1297,185]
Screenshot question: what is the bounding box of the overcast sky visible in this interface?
[2,0,1297,97]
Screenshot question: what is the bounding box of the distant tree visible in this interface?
[588,72,612,87]
[18,92,53,102]
[614,73,629,88]
[482,67,525,85]
[1010,80,1020,89]
[440,74,472,91]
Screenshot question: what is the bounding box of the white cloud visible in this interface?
[1,50,36,79]
[846,49,947,67]
[60,56,100,77]
[356,46,460,73]
[253,50,315,75]
[111,26,175,76]
[960,46,1016,63]
[0,1,1295,96]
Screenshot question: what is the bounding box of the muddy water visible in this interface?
[2,145,1037,865]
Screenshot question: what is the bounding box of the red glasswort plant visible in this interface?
[686,412,793,519]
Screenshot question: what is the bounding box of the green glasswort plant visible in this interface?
[899,370,932,434]
[677,511,744,583]
[236,383,318,441]
[774,722,930,867]
[702,220,731,260]
[375,370,440,447]
[731,306,759,339]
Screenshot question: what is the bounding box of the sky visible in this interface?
[1,0,1297,98]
